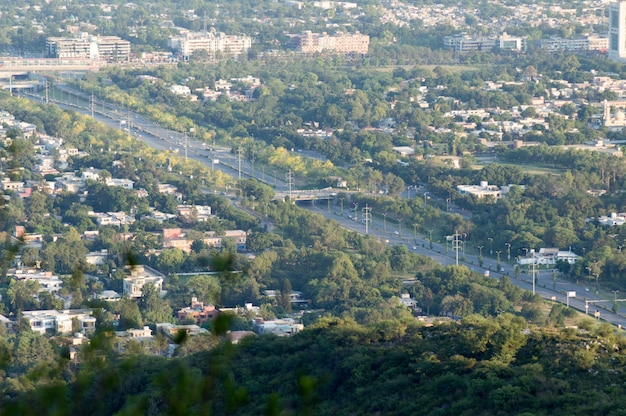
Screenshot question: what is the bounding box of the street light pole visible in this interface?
[496,251,502,272]
[339,197,344,216]
[505,242,511,260]
[423,192,429,208]
[398,218,402,238]
[383,212,387,233]
[477,245,483,266]
[428,229,433,249]
[413,224,417,242]
[488,237,493,255]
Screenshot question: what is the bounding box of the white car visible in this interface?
[394,231,399,235]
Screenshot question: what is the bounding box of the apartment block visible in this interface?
[46,32,130,61]
[168,29,252,59]
[294,31,369,54]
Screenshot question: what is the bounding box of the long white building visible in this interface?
[168,29,252,59]
[46,33,130,62]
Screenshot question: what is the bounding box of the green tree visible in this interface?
[140,283,173,325]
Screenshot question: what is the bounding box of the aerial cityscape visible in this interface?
[3,0,626,414]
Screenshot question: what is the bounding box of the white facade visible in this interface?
[122,265,165,298]
[168,30,252,59]
[22,309,96,335]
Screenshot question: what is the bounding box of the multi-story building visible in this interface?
[443,34,497,52]
[46,33,130,62]
[444,33,527,53]
[177,297,219,324]
[122,265,165,298]
[540,35,608,52]
[168,29,252,59]
[294,31,369,54]
[610,1,626,61]
[22,309,96,335]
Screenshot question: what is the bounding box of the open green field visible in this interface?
[473,158,565,175]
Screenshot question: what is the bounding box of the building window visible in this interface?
[612,11,619,28]
[611,33,619,51]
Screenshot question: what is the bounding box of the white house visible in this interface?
[122,265,165,298]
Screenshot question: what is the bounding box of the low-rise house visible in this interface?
[156,322,209,341]
[163,228,247,252]
[22,309,96,335]
[94,290,122,302]
[177,297,219,324]
[122,265,165,298]
[141,209,177,223]
[252,317,303,336]
[106,178,134,189]
[517,248,579,265]
[86,249,108,266]
[597,212,626,226]
[177,204,212,222]
[263,290,309,308]
[157,183,183,201]
[0,315,15,334]
[400,293,422,314]
[2,178,25,192]
[88,211,135,227]
[114,326,153,353]
[55,174,86,194]
[81,167,101,181]
[9,268,63,293]
[457,181,501,200]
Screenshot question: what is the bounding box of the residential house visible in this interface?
[122,265,165,298]
[22,309,96,335]
[177,297,219,324]
[106,178,134,189]
[252,317,303,336]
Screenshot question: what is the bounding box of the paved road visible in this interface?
[23,90,626,328]
[304,203,626,328]
[27,87,291,190]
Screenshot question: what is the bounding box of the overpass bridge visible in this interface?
[0,58,104,75]
[274,188,337,202]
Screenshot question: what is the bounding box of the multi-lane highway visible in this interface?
[23,87,626,328]
[304,202,626,328]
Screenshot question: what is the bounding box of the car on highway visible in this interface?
[394,231,399,235]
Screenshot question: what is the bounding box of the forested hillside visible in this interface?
[3,317,626,416]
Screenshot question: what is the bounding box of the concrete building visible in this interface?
[22,309,96,335]
[177,297,219,324]
[517,248,578,266]
[122,265,165,298]
[610,2,626,62]
[294,31,369,54]
[46,33,130,62]
[540,35,608,52]
[168,29,252,59]
[457,181,501,200]
[444,34,497,52]
[444,33,526,53]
